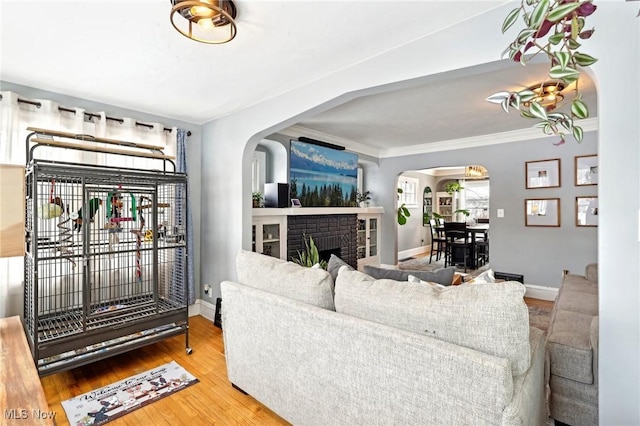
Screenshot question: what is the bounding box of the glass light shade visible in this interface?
[465,165,488,179]
[170,0,237,44]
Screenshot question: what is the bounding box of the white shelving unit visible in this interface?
[252,216,287,259]
[436,191,454,222]
[357,213,380,270]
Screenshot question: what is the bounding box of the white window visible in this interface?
[251,150,266,194]
[251,157,260,193]
[463,179,490,220]
[398,177,418,207]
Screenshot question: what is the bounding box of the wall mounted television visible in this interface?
[289,139,358,207]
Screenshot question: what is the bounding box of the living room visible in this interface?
[1,1,639,424]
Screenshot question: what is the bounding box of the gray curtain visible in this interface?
[177,129,195,305]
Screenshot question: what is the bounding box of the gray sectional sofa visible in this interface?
[220,251,546,425]
[546,264,599,425]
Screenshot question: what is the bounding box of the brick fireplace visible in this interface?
[287,214,358,268]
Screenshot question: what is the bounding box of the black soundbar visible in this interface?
[298,136,345,151]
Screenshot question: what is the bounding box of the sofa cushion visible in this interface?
[555,290,598,316]
[236,250,335,310]
[335,269,531,375]
[585,263,598,283]
[547,310,595,384]
[327,254,354,282]
[363,265,455,286]
[561,275,598,295]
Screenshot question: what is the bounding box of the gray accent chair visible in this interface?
[546,263,598,425]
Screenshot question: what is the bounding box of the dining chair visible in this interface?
[429,219,446,263]
[474,230,489,267]
[444,222,472,271]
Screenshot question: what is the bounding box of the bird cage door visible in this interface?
[83,184,158,323]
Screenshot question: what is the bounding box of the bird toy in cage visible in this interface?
[56,208,76,269]
[106,188,137,226]
[130,196,151,284]
[71,198,102,232]
[38,179,64,219]
[105,188,137,252]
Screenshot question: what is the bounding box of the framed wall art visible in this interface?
[575,154,598,186]
[526,159,561,189]
[576,196,598,227]
[525,198,561,227]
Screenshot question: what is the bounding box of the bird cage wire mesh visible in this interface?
[23,129,190,375]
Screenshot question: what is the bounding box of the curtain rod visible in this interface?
[6,96,191,137]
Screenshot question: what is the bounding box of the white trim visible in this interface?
[398,246,429,260]
[198,298,218,321]
[379,117,598,158]
[283,118,598,159]
[524,284,559,302]
[188,298,218,321]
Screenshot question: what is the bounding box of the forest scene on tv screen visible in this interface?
[290,140,358,207]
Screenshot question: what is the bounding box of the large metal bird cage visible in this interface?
[23,128,191,376]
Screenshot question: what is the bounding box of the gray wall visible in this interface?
[367,131,598,288]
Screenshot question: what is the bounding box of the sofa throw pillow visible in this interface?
[236,250,335,310]
[466,269,496,284]
[363,265,455,286]
[408,274,446,289]
[327,254,354,282]
[335,269,531,375]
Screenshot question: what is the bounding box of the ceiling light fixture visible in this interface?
[170,0,237,44]
[465,165,488,179]
[525,81,566,109]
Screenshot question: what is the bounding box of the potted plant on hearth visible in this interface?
[252,191,263,208]
[293,235,327,270]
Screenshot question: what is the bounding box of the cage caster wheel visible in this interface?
[186,347,193,355]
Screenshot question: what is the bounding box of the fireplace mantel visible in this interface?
[253,207,384,217]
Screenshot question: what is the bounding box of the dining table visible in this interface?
[435,223,489,269]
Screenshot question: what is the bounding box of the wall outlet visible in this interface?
[203,284,212,297]
[497,208,505,218]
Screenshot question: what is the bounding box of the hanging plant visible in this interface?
[445,181,464,194]
[486,0,597,145]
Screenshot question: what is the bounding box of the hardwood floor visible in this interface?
[525,296,554,310]
[41,315,289,426]
[42,297,553,425]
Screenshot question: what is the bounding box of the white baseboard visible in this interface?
[524,284,558,301]
[189,298,217,321]
[398,246,429,260]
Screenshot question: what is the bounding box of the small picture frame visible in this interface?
[575,154,598,186]
[526,159,561,189]
[291,198,302,208]
[525,198,561,227]
[576,196,598,227]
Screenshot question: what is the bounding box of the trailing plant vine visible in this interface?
[486,0,597,144]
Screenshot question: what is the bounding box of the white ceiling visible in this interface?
[0,1,596,151]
